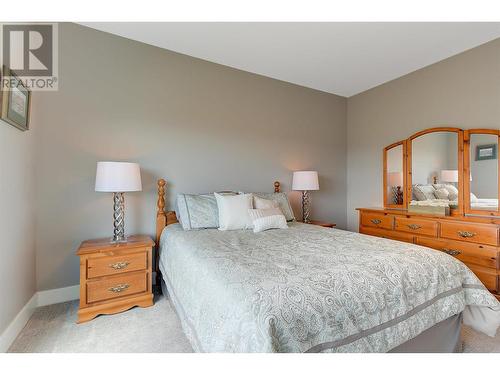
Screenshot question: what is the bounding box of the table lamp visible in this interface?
[292,171,319,223]
[441,170,458,184]
[95,161,142,242]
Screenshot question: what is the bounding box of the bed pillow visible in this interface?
[254,196,279,210]
[471,193,479,203]
[176,193,219,230]
[412,185,436,201]
[248,208,288,233]
[434,188,450,200]
[215,193,253,231]
[251,192,295,221]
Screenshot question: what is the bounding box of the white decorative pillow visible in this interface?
[248,208,288,233]
[254,196,279,210]
[471,193,479,203]
[434,188,450,200]
[215,193,253,231]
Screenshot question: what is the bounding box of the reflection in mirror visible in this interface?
[386,145,403,205]
[469,134,498,211]
[411,132,458,209]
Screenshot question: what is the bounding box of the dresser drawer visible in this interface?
[360,213,394,230]
[465,264,498,292]
[415,237,499,269]
[395,217,438,237]
[87,251,147,279]
[86,272,148,304]
[440,222,499,246]
[361,226,415,244]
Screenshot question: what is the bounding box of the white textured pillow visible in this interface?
[434,188,450,200]
[254,196,279,209]
[215,193,253,231]
[248,208,288,233]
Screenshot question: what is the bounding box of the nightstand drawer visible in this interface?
[87,251,147,279]
[86,272,148,304]
[440,222,499,246]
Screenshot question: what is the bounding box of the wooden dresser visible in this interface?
[76,235,154,323]
[357,208,500,299]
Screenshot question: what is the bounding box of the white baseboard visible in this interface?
[0,284,79,352]
[0,294,37,352]
[37,285,79,307]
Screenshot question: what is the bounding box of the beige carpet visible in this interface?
[8,294,500,353]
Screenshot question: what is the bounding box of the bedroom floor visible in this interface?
[8,294,500,353]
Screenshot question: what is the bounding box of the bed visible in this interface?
[154,180,500,353]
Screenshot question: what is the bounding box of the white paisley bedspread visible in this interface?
[159,222,500,352]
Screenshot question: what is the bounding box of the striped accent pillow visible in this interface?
[248,208,288,233]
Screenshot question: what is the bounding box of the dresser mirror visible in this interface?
[408,129,462,215]
[383,141,406,208]
[464,129,500,216]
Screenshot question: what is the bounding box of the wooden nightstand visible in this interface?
[307,220,336,228]
[76,235,154,323]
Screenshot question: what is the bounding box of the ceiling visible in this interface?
[81,22,500,97]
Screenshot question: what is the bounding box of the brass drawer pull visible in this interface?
[443,249,461,256]
[370,219,382,225]
[108,284,130,293]
[109,261,130,270]
[458,231,476,238]
[407,224,421,230]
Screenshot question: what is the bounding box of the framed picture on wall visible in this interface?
[0,66,31,131]
[475,144,497,161]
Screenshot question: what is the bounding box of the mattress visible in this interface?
[159,222,500,352]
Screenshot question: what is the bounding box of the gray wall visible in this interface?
[347,38,500,230]
[0,113,36,336]
[32,23,347,291]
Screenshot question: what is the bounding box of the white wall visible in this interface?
[0,116,36,337]
[347,38,500,230]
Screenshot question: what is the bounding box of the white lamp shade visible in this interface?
[387,171,403,187]
[95,162,142,192]
[440,170,458,183]
[292,171,319,191]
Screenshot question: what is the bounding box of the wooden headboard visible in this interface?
[154,179,281,290]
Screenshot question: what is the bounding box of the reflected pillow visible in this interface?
[434,188,450,200]
[433,184,458,196]
[412,185,436,201]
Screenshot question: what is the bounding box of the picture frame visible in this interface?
[475,143,497,161]
[0,65,31,131]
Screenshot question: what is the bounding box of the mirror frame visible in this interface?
[383,140,407,209]
[406,127,464,216]
[464,129,500,217]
